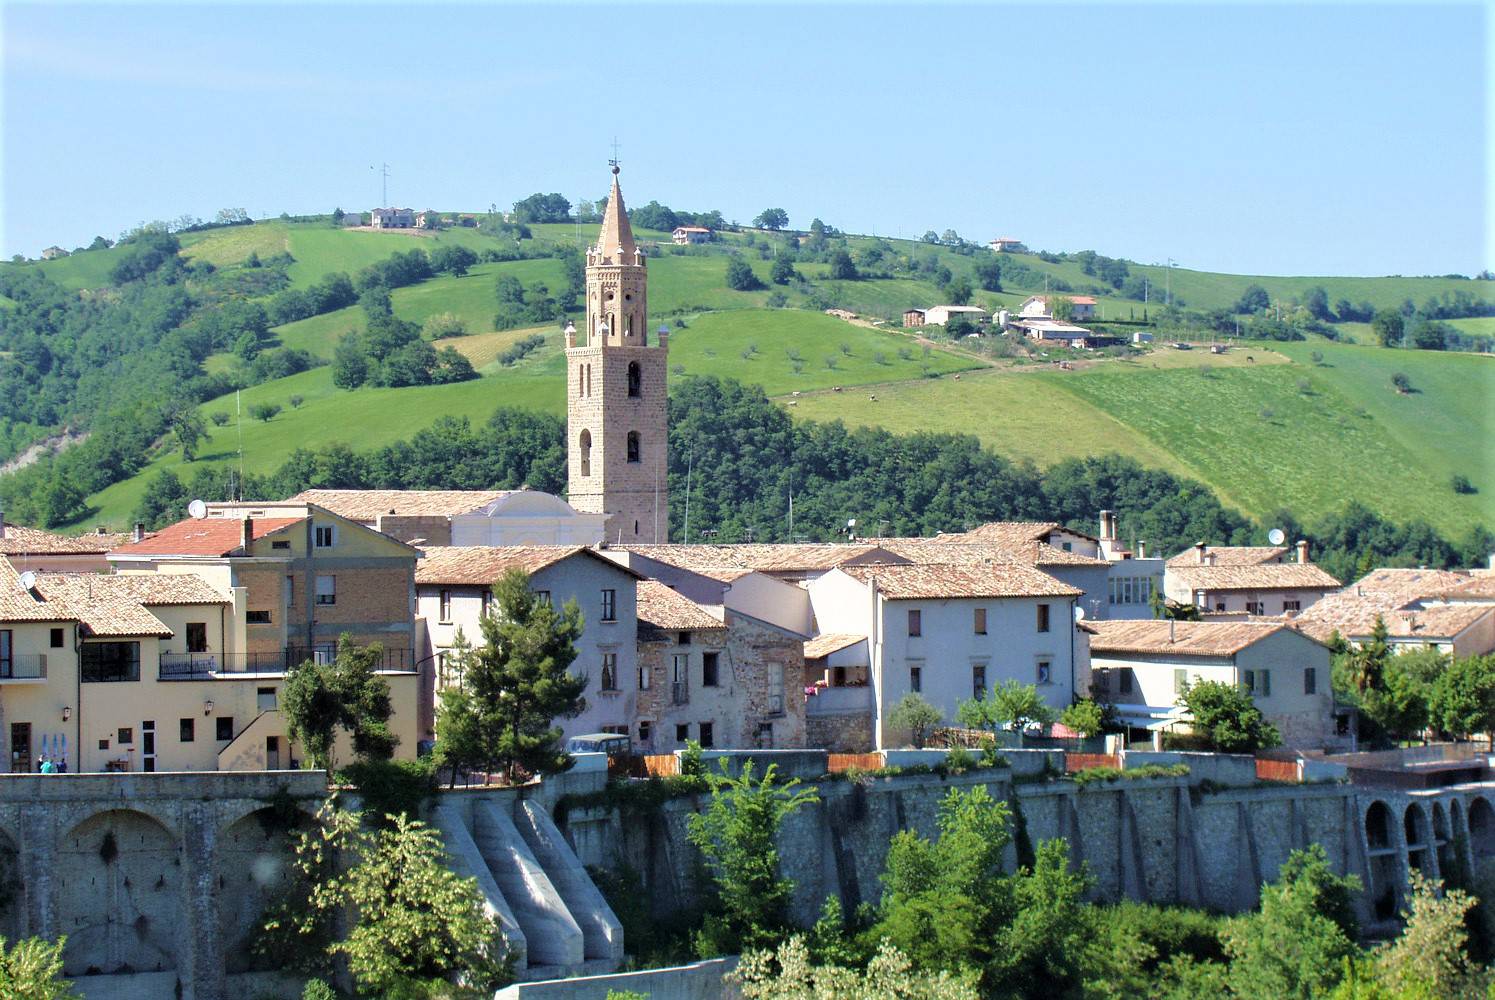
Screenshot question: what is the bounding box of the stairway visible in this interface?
[436,797,623,980]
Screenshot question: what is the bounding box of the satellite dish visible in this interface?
[19,570,36,591]
[188,499,208,519]
[847,518,857,528]
[1267,527,1286,546]
[1073,606,1086,622]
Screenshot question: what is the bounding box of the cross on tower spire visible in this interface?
[609,137,621,174]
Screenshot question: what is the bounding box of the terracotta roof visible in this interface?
[33,573,227,638]
[1295,604,1494,644]
[416,545,603,585]
[289,489,515,521]
[1166,545,1286,568]
[635,581,724,633]
[0,562,70,622]
[944,521,1060,546]
[1169,563,1340,593]
[1439,575,1495,602]
[0,524,133,555]
[838,562,1081,600]
[804,633,865,658]
[619,543,890,574]
[111,517,303,558]
[1089,619,1312,658]
[875,538,1108,568]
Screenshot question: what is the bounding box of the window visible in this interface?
[639,721,652,744]
[257,687,276,712]
[439,590,452,623]
[271,539,291,550]
[758,722,774,748]
[702,651,720,687]
[1036,604,1051,633]
[1119,669,1134,694]
[768,664,784,715]
[1062,541,1073,552]
[1304,667,1317,695]
[49,627,64,648]
[626,431,641,464]
[0,630,10,677]
[247,610,272,624]
[186,623,208,654]
[117,728,133,744]
[1259,669,1271,697]
[973,607,987,635]
[179,718,195,743]
[907,609,922,637]
[1214,602,1226,612]
[216,717,234,741]
[1245,601,1264,616]
[637,663,651,689]
[676,723,690,743]
[485,590,499,615]
[1243,669,1270,696]
[286,575,294,608]
[1094,669,1111,694]
[314,524,335,548]
[1174,668,1187,695]
[910,665,922,693]
[1283,599,1301,613]
[972,664,987,700]
[678,631,691,645]
[578,429,592,477]
[600,652,619,691]
[1037,660,1052,685]
[81,642,140,682]
[600,589,617,622]
[699,722,714,748]
[315,575,336,605]
[627,361,641,397]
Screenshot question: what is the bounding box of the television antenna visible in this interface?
[1267,527,1286,546]
[188,499,207,519]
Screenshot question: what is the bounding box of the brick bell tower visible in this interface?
[565,164,670,543]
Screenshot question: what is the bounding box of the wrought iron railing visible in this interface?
[159,646,416,679]
[0,654,47,680]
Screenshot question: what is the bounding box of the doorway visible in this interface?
[141,720,156,772]
[9,723,30,773]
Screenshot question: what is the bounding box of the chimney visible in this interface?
[95,525,106,535]
[1137,540,1148,559]
[1169,618,1176,644]
[1206,551,1217,566]
[240,516,253,552]
[1099,510,1115,541]
[1296,540,1309,564]
[132,522,145,543]
[1195,542,1207,565]
[0,509,6,539]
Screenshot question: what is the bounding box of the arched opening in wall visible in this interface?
[58,809,180,976]
[626,431,640,464]
[1364,801,1400,920]
[627,362,641,398]
[1469,797,1495,862]
[1405,804,1430,874]
[0,828,20,941]
[218,805,316,973]
[1432,803,1457,882]
[579,430,592,477]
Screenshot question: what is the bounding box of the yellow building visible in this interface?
[0,503,424,774]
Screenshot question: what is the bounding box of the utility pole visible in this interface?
[1166,258,1176,307]
[371,163,390,207]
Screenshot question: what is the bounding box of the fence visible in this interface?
[628,754,679,778]
[827,752,883,773]
[1065,752,1121,773]
[1254,757,1301,783]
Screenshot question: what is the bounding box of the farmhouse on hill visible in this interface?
[988,237,1025,252]
[370,207,415,229]
[671,225,712,245]
[906,304,989,327]
[1020,294,1097,321]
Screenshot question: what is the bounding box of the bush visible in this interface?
[335,758,438,824]
[1452,474,1477,495]
[725,257,765,291]
[886,693,943,748]
[209,411,230,426]
[288,394,304,409]
[497,334,546,366]
[249,402,281,422]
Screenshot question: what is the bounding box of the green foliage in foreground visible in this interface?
[887,692,944,748]
[0,936,77,1000]
[1180,679,1281,753]
[281,635,398,772]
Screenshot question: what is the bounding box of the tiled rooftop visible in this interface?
[838,562,1082,600]
[635,581,724,633]
[111,517,303,558]
[1089,619,1306,657]
[289,489,517,521]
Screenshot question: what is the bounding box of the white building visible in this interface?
[1087,619,1337,749]
[806,562,1083,748]
[286,489,606,547]
[921,305,990,326]
[413,546,645,740]
[370,208,415,229]
[1164,542,1339,616]
[988,237,1025,253]
[671,226,712,245]
[1020,295,1097,321]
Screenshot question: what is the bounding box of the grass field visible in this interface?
[1449,317,1495,339]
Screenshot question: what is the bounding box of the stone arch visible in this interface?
[578,429,592,477]
[1469,796,1495,862]
[1404,803,1434,880]
[1432,802,1456,879]
[57,808,181,976]
[0,827,19,941]
[1364,800,1401,920]
[217,805,316,973]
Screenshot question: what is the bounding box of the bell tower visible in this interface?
[566,164,670,543]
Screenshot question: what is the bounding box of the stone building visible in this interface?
[566,166,670,544]
[285,489,605,547]
[633,581,806,752]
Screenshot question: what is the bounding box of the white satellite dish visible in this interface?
[19,570,37,591]
[188,499,208,519]
[1267,527,1286,546]
[1073,605,1086,621]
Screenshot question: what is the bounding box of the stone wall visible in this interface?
[806,711,873,752]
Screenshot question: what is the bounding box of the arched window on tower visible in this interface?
[579,429,592,476]
[627,362,641,398]
[626,431,640,464]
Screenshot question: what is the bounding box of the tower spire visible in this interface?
[593,164,637,265]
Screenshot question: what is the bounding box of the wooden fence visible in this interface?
[828,752,884,773]
[1064,752,1121,773]
[1254,757,1301,783]
[628,754,679,778]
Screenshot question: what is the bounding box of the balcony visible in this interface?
[805,685,873,716]
[159,646,416,679]
[0,654,47,682]
[671,680,690,706]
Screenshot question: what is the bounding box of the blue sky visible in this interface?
[2,2,1488,276]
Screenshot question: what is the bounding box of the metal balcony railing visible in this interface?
[159,646,416,679]
[0,654,47,680]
